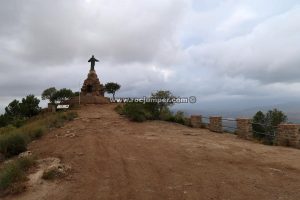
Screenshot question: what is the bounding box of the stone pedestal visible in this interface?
[209,116,222,133]
[275,124,300,148]
[65,69,109,105]
[190,115,202,128]
[81,70,105,96]
[236,118,252,139]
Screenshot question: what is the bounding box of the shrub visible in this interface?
[174,111,185,125]
[118,101,188,126]
[42,169,57,180]
[183,117,192,127]
[123,103,147,122]
[0,125,16,135]
[0,156,35,191]
[42,168,65,180]
[65,112,78,121]
[0,162,22,190]
[29,127,46,139]
[0,133,28,158]
[114,104,124,115]
[252,109,287,144]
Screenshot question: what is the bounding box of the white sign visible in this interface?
[57,105,70,109]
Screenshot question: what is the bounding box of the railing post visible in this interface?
[190,115,202,128]
[236,118,252,139]
[275,124,300,148]
[209,116,222,133]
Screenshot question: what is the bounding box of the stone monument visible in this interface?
[81,55,105,96]
[66,55,109,105]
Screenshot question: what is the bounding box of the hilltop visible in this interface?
[4,104,300,200]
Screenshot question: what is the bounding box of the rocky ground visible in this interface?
[5,104,300,200]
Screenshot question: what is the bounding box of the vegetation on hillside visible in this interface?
[115,90,189,125]
[0,111,78,158]
[0,156,36,193]
[0,95,41,128]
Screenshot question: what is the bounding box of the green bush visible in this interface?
[29,127,46,139]
[65,112,78,121]
[164,111,186,125]
[0,162,22,190]
[0,133,28,158]
[42,168,65,180]
[0,156,35,191]
[122,103,147,122]
[0,125,16,135]
[118,102,188,125]
[114,104,124,115]
[42,169,57,180]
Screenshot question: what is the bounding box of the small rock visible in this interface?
[18,151,32,158]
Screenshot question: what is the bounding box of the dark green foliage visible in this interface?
[1,95,40,128]
[165,111,186,125]
[122,103,147,122]
[252,109,288,144]
[116,90,187,126]
[42,170,57,180]
[53,88,74,103]
[5,95,41,120]
[29,127,45,139]
[41,87,57,104]
[73,91,80,96]
[0,115,10,128]
[5,100,21,118]
[151,90,176,114]
[19,95,41,118]
[105,82,121,99]
[42,87,75,104]
[42,168,66,180]
[0,133,28,158]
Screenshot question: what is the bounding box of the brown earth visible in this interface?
[5,104,300,200]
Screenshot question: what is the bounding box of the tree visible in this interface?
[265,109,287,127]
[19,95,41,118]
[151,90,176,114]
[252,109,287,142]
[105,82,121,99]
[0,114,10,127]
[42,87,57,104]
[5,99,21,117]
[53,88,74,103]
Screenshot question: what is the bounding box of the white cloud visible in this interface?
[217,7,256,32]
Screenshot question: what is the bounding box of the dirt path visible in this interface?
[6,104,300,200]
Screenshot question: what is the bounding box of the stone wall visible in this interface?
[187,114,300,150]
[236,118,252,139]
[209,116,222,133]
[190,115,202,128]
[275,124,300,148]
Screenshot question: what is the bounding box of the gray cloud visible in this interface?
[1,0,300,113]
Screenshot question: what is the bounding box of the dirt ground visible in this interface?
[5,104,300,200]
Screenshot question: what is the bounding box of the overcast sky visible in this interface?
[1,0,300,113]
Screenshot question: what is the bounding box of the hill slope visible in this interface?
[6,104,300,200]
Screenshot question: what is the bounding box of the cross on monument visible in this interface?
[88,55,99,71]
